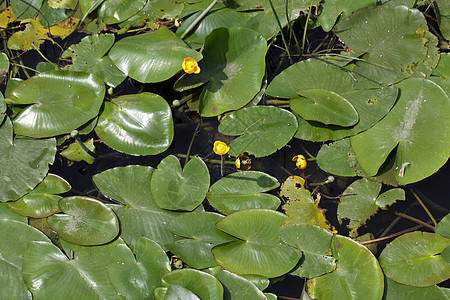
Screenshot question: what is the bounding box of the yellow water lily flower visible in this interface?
[293,154,307,170]
[182,57,201,74]
[213,141,230,155]
[235,153,251,171]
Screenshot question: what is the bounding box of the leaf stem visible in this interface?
[410,189,437,227]
[395,212,435,230]
[180,0,218,40]
[268,0,292,61]
[300,4,313,59]
[359,224,425,245]
[70,130,98,159]
[176,154,235,165]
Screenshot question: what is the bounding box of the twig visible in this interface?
[360,224,425,245]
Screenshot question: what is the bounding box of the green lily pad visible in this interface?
[155,285,200,299]
[151,155,209,211]
[93,165,184,250]
[6,173,71,218]
[316,138,357,177]
[108,237,170,299]
[0,203,27,222]
[333,6,429,87]
[318,0,376,32]
[38,1,69,26]
[97,0,146,24]
[62,33,126,87]
[218,106,298,157]
[0,92,6,125]
[60,139,96,164]
[212,209,301,277]
[266,58,398,141]
[435,0,450,39]
[11,0,43,19]
[307,235,384,300]
[0,219,50,300]
[433,52,450,80]
[291,89,359,127]
[379,231,450,287]
[206,171,280,214]
[174,27,267,117]
[48,196,120,245]
[0,117,56,202]
[216,269,267,299]
[351,78,450,184]
[95,92,174,156]
[7,70,105,138]
[436,213,450,239]
[109,27,202,83]
[280,224,336,278]
[384,277,450,300]
[166,212,235,269]
[338,178,405,234]
[161,269,224,300]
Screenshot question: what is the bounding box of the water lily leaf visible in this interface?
[23,239,125,299]
[0,7,16,28]
[266,58,397,141]
[0,219,50,300]
[95,92,173,155]
[206,171,280,215]
[166,212,235,269]
[62,33,126,87]
[161,269,224,300]
[316,138,356,177]
[38,1,68,26]
[93,165,183,250]
[318,0,376,32]
[0,203,27,222]
[212,209,302,277]
[7,18,48,51]
[48,0,78,9]
[48,196,120,245]
[151,155,209,211]
[338,178,405,233]
[109,27,202,83]
[97,0,146,24]
[108,237,170,299]
[351,78,450,185]
[0,92,5,124]
[435,0,450,39]
[216,269,267,299]
[79,0,106,15]
[281,176,332,231]
[379,231,450,286]
[6,173,71,218]
[334,6,429,87]
[436,213,450,239]
[280,224,336,278]
[291,89,359,127]
[384,277,450,300]
[432,52,449,80]
[0,117,56,202]
[0,52,9,85]
[60,138,96,164]
[157,285,201,299]
[174,27,267,117]
[218,106,298,157]
[307,235,384,300]
[7,70,105,138]
[10,0,43,19]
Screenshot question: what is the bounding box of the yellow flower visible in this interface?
[293,155,307,170]
[174,19,181,27]
[213,141,229,155]
[235,153,251,171]
[182,57,200,74]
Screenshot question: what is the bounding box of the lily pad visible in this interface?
[384,277,450,300]
[108,237,171,299]
[6,173,71,218]
[151,155,209,211]
[379,231,450,287]
[316,138,357,177]
[93,165,184,250]
[174,27,267,117]
[436,213,450,239]
[206,171,280,214]
[48,196,120,245]
[318,0,376,32]
[95,92,174,156]
[60,139,96,164]
[109,27,202,83]
[218,106,298,157]
[212,209,301,277]
[0,117,56,202]
[0,92,6,125]
[351,78,450,184]
[216,269,267,299]
[307,235,384,300]
[97,0,146,24]
[11,0,43,19]
[7,70,105,138]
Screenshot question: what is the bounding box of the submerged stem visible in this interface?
[411,189,438,227]
[395,212,435,230]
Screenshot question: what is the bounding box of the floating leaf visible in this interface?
[60,139,96,164]
[0,7,16,28]
[435,0,450,39]
[7,18,48,51]
[379,231,450,287]
[206,171,280,214]
[48,196,120,245]
[166,212,235,269]
[95,92,173,155]
[97,0,146,24]
[212,209,301,277]
[109,27,202,83]
[318,0,376,32]
[48,0,78,9]
[7,70,105,138]
[108,237,170,299]
[218,106,298,157]
[316,138,356,177]
[351,78,450,184]
[307,235,384,300]
[216,269,267,299]
[0,203,27,222]
[338,178,405,233]
[0,117,56,202]
[280,224,336,278]
[174,27,267,117]
[436,213,450,239]
[93,165,183,250]
[10,0,43,19]
[6,174,71,218]
[38,1,68,26]
[151,155,209,211]
[0,219,50,300]
[384,277,450,300]
[0,92,5,124]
